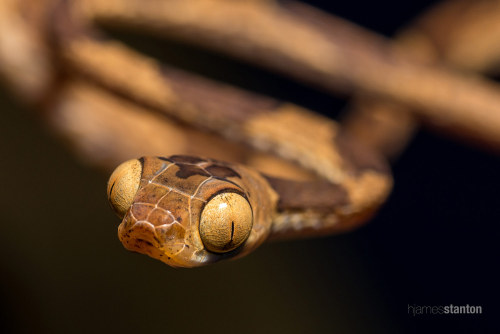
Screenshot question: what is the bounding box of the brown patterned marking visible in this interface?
[51,0,87,43]
[265,176,349,212]
[169,155,207,164]
[140,157,169,181]
[205,165,241,179]
[155,164,211,195]
[135,239,154,247]
[163,67,281,123]
[175,164,211,179]
[158,157,172,162]
[335,131,390,175]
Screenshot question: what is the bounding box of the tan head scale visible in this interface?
[107,155,277,267]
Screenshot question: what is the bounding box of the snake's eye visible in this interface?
[107,159,142,218]
[199,192,253,253]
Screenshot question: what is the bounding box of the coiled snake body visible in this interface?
[0,0,393,268]
[4,0,500,269]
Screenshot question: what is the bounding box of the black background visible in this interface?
[1,0,498,333]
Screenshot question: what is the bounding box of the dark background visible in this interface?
[1,0,498,333]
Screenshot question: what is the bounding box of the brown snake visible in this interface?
[1,0,395,268]
[71,3,393,267]
[108,138,391,268]
[2,0,500,271]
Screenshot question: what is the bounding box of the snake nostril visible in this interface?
[135,238,154,247]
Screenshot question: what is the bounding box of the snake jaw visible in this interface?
[118,211,224,268]
[118,220,158,255]
[117,215,206,267]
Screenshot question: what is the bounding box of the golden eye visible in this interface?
[107,159,142,218]
[199,192,253,253]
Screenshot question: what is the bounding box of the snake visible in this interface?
[4,1,500,269]
[0,0,393,268]
[107,123,392,268]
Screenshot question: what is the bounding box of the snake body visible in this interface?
[107,116,392,267]
[0,0,393,268]
[3,0,500,268]
[36,0,392,267]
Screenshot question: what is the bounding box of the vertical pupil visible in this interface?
[230,221,234,241]
[199,192,252,253]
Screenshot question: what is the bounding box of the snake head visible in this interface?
[107,156,277,268]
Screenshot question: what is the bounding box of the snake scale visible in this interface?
[2,0,393,267]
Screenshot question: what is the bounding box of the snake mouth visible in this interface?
[118,216,196,266]
[117,215,223,267]
[118,220,163,258]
